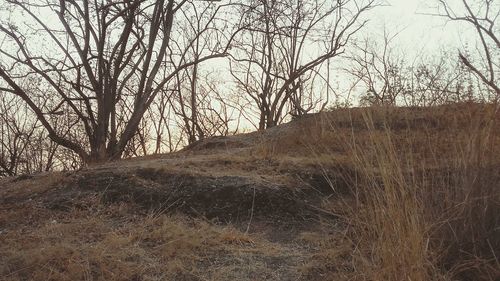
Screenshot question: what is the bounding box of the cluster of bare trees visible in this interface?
[349,31,491,107]
[346,0,499,107]
[0,0,239,164]
[0,0,498,176]
[230,0,374,129]
[0,88,80,176]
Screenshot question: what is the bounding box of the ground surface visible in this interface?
[1,104,499,280]
[1,112,347,281]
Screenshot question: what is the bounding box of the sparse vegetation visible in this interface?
[301,104,500,280]
[1,0,499,280]
[1,103,498,280]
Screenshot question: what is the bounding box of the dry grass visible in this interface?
[342,116,438,280]
[0,195,305,281]
[305,103,500,280]
[1,102,499,281]
[0,198,275,281]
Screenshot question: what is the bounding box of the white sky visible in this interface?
[365,0,476,54]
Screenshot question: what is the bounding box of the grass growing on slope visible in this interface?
[317,104,500,280]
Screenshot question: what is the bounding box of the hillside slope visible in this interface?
[1,103,499,281]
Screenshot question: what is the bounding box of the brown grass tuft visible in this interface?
[311,103,500,280]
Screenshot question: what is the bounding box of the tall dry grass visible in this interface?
[327,105,500,280]
[343,112,440,280]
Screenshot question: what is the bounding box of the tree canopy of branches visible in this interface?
[437,0,499,96]
[230,0,375,130]
[349,31,483,107]
[0,0,237,164]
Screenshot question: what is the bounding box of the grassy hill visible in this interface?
[1,103,499,281]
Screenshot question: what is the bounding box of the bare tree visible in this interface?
[230,0,375,130]
[347,28,488,107]
[170,1,220,144]
[0,94,36,176]
[0,0,238,164]
[436,0,499,96]
[147,88,179,154]
[154,1,244,145]
[0,90,70,177]
[406,53,485,106]
[348,30,408,106]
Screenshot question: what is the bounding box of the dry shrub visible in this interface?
[320,104,500,280]
[422,110,500,280]
[345,114,437,280]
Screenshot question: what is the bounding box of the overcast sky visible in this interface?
[366,0,478,55]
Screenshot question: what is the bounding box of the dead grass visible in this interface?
[0,172,67,201]
[0,199,271,281]
[303,103,500,280]
[0,194,305,281]
[1,102,499,281]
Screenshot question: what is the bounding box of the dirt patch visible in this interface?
[40,167,330,224]
[182,136,250,152]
